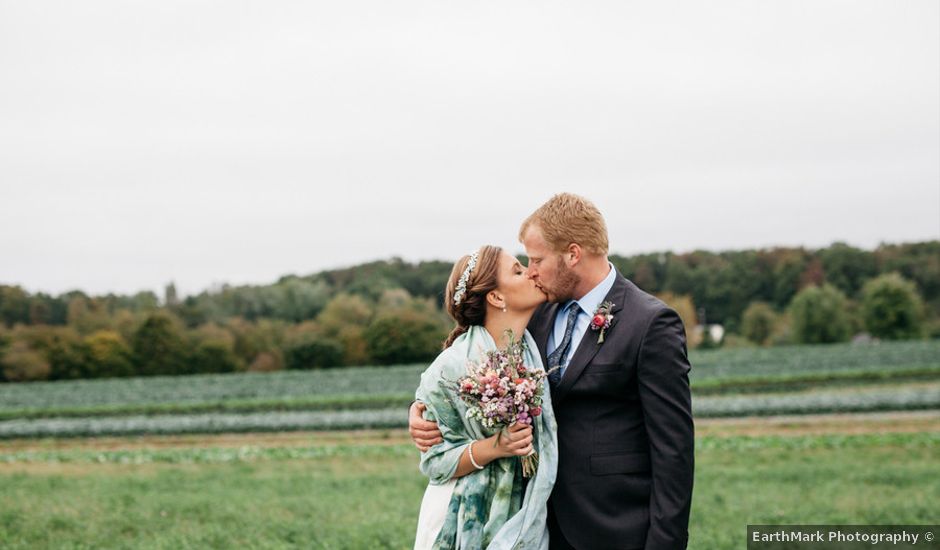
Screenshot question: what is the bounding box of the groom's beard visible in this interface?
[542,256,580,303]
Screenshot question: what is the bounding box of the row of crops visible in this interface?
[0,340,938,438]
[1,383,938,439]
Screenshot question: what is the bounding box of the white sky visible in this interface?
[1,0,938,298]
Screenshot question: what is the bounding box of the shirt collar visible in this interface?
[563,262,617,316]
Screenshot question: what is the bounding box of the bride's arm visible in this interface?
[415,350,533,482]
[450,425,533,479]
[416,393,535,482]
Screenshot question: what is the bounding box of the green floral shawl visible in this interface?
[415,326,558,550]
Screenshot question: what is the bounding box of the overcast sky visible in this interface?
[1,0,938,298]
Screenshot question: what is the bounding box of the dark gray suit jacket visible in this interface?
[528,271,694,550]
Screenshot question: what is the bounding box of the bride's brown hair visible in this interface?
[442,245,502,349]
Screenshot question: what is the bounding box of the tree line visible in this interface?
[1,240,937,382]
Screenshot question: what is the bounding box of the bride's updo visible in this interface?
[443,245,502,349]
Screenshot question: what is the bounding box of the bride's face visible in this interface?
[496,251,547,312]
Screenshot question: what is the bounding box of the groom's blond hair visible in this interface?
[519,193,609,256]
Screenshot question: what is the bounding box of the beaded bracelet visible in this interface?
[467,441,484,470]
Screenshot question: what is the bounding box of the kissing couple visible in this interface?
[409,193,695,550]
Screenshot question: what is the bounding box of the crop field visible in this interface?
[1,336,938,549]
[0,340,938,438]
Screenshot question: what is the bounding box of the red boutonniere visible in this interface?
[590,301,615,344]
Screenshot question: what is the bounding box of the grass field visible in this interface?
[0,412,937,549]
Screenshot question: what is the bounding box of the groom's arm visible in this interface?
[636,308,695,550]
[409,401,443,452]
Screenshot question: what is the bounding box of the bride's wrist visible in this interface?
[467,440,486,470]
[488,433,510,459]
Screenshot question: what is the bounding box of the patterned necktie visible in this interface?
[548,304,581,387]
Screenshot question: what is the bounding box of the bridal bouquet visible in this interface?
[456,331,548,477]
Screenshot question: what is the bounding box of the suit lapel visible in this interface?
[552,272,629,405]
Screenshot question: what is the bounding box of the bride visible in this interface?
[412,245,558,550]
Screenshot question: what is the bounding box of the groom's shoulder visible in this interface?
[620,276,674,321]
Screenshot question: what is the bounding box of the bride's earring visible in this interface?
[502,306,507,313]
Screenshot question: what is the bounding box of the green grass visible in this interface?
[0,431,937,549]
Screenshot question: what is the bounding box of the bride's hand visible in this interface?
[495,423,533,458]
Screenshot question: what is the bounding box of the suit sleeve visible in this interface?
[636,308,694,550]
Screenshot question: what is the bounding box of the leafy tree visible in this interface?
[798,257,826,289]
[0,327,9,355]
[398,261,453,305]
[819,242,878,298]
[112,309,144,343]
[710,251,767,325]
[861,273,925,340]
[284,334,344,369]
[248,350,284,372]
[317,294,373,365]
[191,322,236,349]
[83,330,135,378]
[662,259,696,297]
[27,299,52,325]
[282,322,343,369]
[18,325,87,380]
[175,295,210,328]
[0,340,51,382]
[272,278,331,322]
[875,242,940,312]
[365,309,446,365]
[0,285,30,327]
[226,317,287,365]
[66,296,112,335]
[131,312,190,376]
[186,322,243,373]
[3,240,939,377]
[188,341,241,373]
[788,284,851,344]
[612,253,667,294]
[768,249,810,309]
[741,302,778,346]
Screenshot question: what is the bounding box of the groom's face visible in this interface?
[521,224,579,304]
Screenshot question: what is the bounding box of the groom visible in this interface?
[410,193,694,550]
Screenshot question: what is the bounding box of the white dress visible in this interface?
[413,477,457,550]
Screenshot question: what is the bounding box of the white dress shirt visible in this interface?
[546,262,617,374]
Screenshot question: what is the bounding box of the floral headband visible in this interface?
[452,250,479,307]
